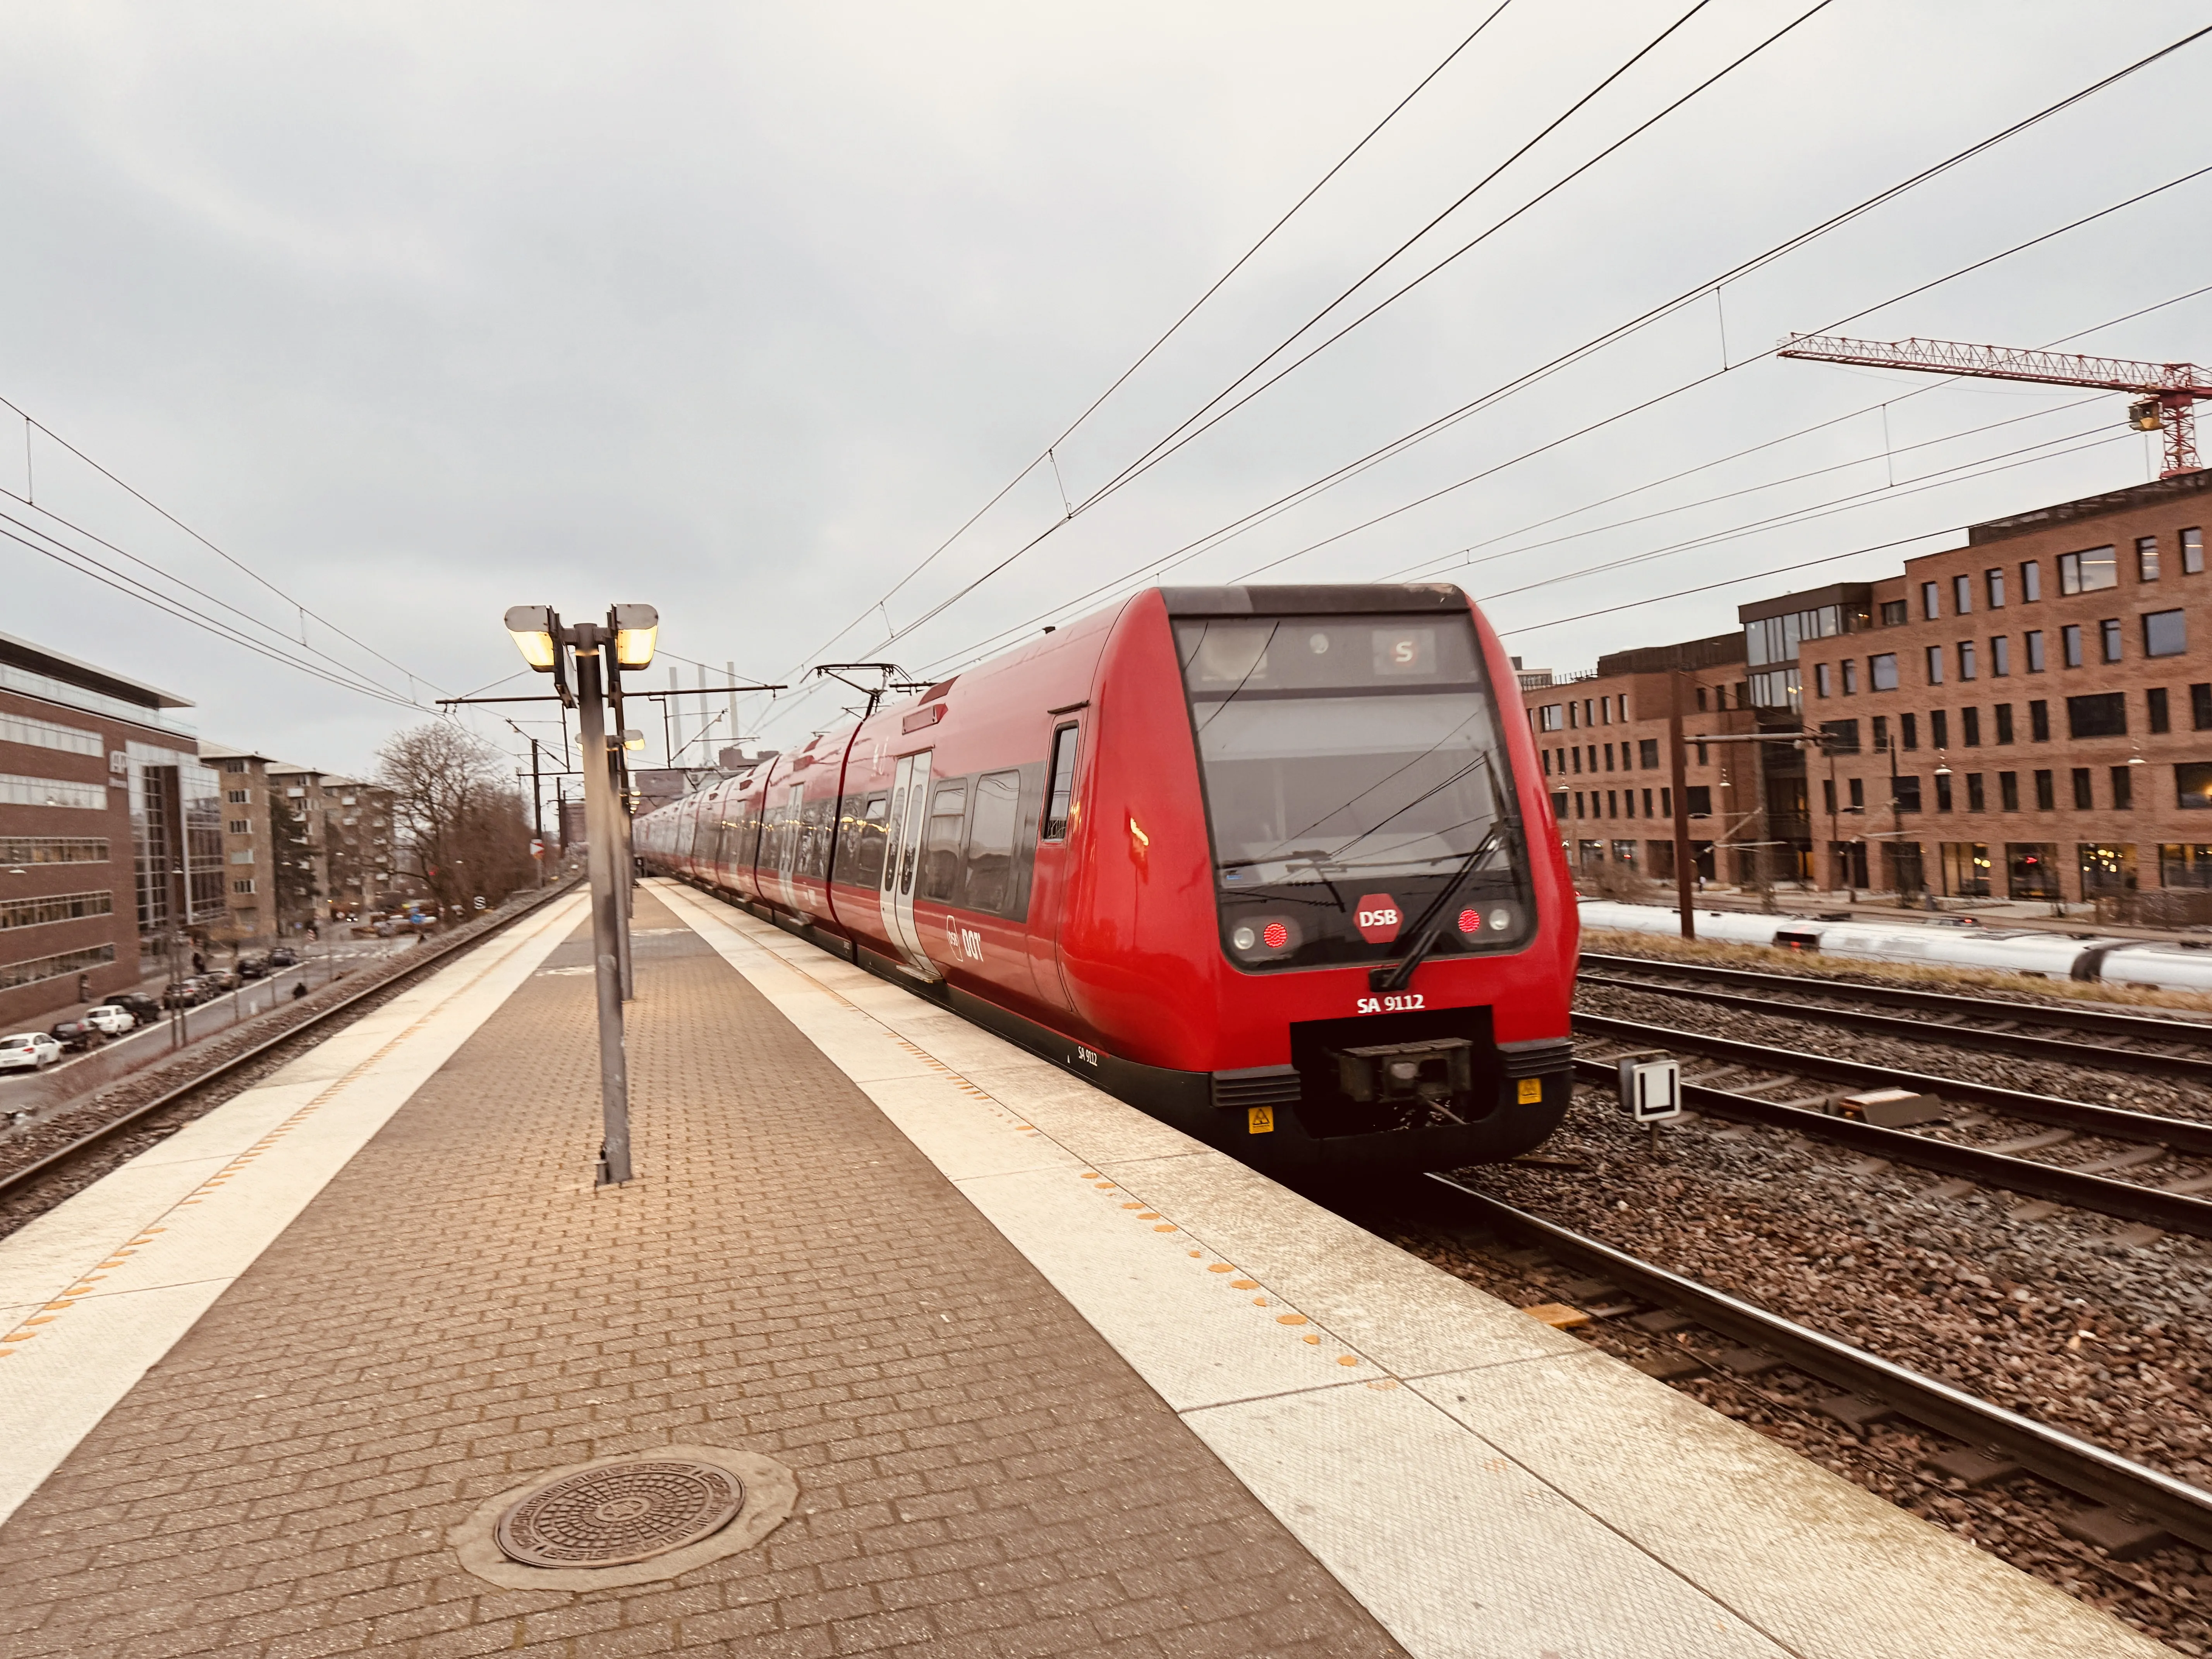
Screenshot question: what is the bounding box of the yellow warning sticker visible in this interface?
[1516,1077,1543,1104]
[1248,1106,1275,1133]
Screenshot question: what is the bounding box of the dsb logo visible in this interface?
[1353,893,1402,945]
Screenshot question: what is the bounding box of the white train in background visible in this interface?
[1578,900,2212,994]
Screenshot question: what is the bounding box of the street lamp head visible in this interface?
[504,606,560,670]
[611,604,659,669]
[620,729,647,751]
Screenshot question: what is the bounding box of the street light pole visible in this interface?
[504,603,658,1187]
[1667,669,1695,940]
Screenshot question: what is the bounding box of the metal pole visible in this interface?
[530,738,546,887]
[1667,670,1695,940]
[572,641,633,1185]
[605,639,636,1002]
[1750,720,1776,914]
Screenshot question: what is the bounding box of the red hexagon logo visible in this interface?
[1353,893,1402,945]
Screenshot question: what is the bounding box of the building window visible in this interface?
[2194,684,2212,730]
[1872,715,1890,752]
[1925,646,1944,685]
[2020,560,2042,602]
[2061,624,2083,668]
[2145,610,2187,658]
[1814,663,1831,697]
[2025,629,2044,672]
[0,774,106,811]
[1894,776,1923,812]
[1999,771,2019,811]
[1822,778,1837,814]
[0,888,114,930]
[2149,688,2171,734]
[0,836,108,865]
[1935,772,1953,812]
[1880,598,1907,627]
[2034,769,2056,810]
[1604,744,1615,772]
[226,819,251,834]
[2136,535,2160,581]
[0,712,102,757]
[1921,581,1941,620]
[2101,618,2124,663]
[2057,546,2117,595]
[2072,767,2094,809]
[1848,777,1865,809]
[2078,844,2137,895]
[1989,635,2008,677]
[1967,773,1986,811]
[223,758,248,774]
[1995,703,2014,744]
[1638,738,1659,768]
[1958,641,1977,681]
[1870,653,1898,691]
[1985,568,2004,608]
[1539,704,1563,731]
[2184,527,2204,576]
[2067,692,2128,738]
[2112,764,2134,810]
[1951,573,1972,615]
[231,878,256,895]
[1930,710,1949,749]
[1962,707,1981,746]
[1842,659,1860,695]
[2181,764,2212,811]
[1901,712,1919,750]
[226,788,249,804]
[2030,700,2051,741]
[0,942,117,991]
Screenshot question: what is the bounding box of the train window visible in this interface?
[773,784,805,872]
[962,771,1022,913]
[1042,725,1080,840]
[848,794,891,888]
[920,780,967,901]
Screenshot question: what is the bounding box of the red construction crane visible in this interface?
[1776,333,2212,479]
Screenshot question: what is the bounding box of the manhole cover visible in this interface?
[495,1459,746,1568]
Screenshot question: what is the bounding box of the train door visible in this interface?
[881,751,941,980]
[1025,716,1084,1013]
[774,782,804,911]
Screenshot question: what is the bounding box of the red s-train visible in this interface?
[635,584,1577,1177]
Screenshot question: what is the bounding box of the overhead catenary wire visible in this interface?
[843,21,2212,689]
[768,2,1521,687]
[0,393,445,703]
[903,147,2212,684]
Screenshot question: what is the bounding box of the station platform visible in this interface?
[0,879,2165,1658]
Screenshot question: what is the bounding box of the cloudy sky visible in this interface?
[3,1,2208,786]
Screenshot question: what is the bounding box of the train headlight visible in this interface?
[1231,925,1257,951]
[1487,906,1512,932]
[1228,916,1298,959]
[1456,903,1520,941]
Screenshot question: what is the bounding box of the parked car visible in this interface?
[82,1005,136,1036]
[268,947,299,968]
[201,969,239,993]
[47,1020,106,1053]
[236,955,270,979]
[0,1032,62,1072]
[161,979,211,1009]
[96,992,162,1027]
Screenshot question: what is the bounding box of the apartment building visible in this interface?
[1,632,216,1027]
[264,764,394,924]
[1791,469,2212,906]
[1522,632,1760,881]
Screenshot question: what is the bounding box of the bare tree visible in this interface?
[376,723,534,915]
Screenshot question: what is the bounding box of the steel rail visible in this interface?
[0,879,583,1205]
[1428,1176,2212,1554]
[1572,1010,2212,1157]
[1582,951,2212,1075]
[1567,1049,2212,1238]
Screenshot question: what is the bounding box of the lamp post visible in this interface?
[504,602,658,1187]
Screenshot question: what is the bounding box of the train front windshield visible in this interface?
[1175,612,1533,971]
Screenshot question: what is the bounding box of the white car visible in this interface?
[82,1006,134,1036]
[0,1032,63,1072]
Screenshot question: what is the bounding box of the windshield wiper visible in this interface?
[1368,825,1503,993]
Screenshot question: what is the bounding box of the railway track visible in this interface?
[0,878,581,1209]
[1570,1012,2212,1239]
[1423,1176,2212,1561]
[1580,951,2212,1082]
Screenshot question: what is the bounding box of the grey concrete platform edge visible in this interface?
[651,879,2164,1659]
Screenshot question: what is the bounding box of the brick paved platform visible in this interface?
[0,889,1407,1659]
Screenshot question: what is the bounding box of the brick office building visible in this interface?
[1523,632,1760,881]
[1789,471,2212,905]
[1,632,220,1028]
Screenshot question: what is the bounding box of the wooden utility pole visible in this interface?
[1668,669,1695,939]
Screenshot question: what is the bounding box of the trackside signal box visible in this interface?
[1614,1053,1681,1123]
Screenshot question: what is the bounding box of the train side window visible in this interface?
[848,793,890,888]
[1043,724,1080,840]
[920,779,968,901]
[962,771,1022,913]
